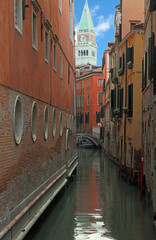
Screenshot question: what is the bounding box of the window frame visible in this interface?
[53,40,57,71]
[97,92,103,106]
[59,0,62,14]
[98,79,103,86]
[14,0,23,34]
[32,8,38,51]
[60,51,63,79]
[44,26,49,63]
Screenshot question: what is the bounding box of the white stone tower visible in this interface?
[75,0,97,66]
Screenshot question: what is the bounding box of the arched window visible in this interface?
[78,50,80,56]
[81,50,83,56]
[86,50,88,56]
[84,50,85,56]
[98,92,103,106]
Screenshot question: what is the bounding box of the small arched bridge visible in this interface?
[76,133,99,148]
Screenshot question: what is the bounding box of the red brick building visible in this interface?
[76,65,103,138]
[0,0,77,239]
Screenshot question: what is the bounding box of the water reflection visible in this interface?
[27,149,154,240]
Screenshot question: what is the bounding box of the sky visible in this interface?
[74,0,119,66]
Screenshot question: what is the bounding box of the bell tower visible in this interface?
[75,0,97,66]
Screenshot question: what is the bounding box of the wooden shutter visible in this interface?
[142,58,145,91]
[128,84,133,118]
[150,0,156,11]
[111,90,114,109]
[122,53,125,70]
[145,52,147,88]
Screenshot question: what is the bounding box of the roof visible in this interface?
[78,0,95,32]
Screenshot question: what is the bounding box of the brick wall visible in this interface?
[0,85,77,232]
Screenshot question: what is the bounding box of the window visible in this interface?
[59,0,62,13]
[85,112,89,124]
[81,50,83,56]
[142,52,147,91]
[31,102,38,142]
[14,0,23,34]
[52,109,56,137]
[53,41,57,71]
[77,83,79,90]
[86,50,88,56]
[96,111,100,124]
[118,52,125,76]
[82,81,84,89]
[13,96,24,144]
[150,0,156,11]
[128,84,133,118]
[69,0,73,43]
[98,92,103,105]
[126,46,134,65]
[44,27,49,63]
[87,80,90,88]
[98,79,103,86]
[81,95,84,107]
[59,112,63,136]
[119,88,123,118]
[87,94,90,106]
[32,9,38,50]
[78,50,80,56]
[60,52,63,79]
[79,96,81,107]
[44,106,49,140]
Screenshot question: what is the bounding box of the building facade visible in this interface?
[118,28,144,176]
[142,0,156,224]
[0,0,77,239]
[76,65,103,138]
[75,0,97,66]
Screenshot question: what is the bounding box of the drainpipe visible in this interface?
[124,40,128,166]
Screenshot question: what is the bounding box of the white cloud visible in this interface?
[90,5,100,17]
[95,14,114,38]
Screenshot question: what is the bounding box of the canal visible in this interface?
[25,148,155,240]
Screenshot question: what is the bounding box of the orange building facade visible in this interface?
[76,65,103,138]
[0,0,77,239]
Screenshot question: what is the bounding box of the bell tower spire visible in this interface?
[75,1,97,66]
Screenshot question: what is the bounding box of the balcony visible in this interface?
[127,61,133,69]
[118,68,124,76]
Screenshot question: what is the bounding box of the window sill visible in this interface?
[32,44,38,52]
[45,58,49,64]
[53,67,57,73]
[127,117,133,120]
[15,25,23,36]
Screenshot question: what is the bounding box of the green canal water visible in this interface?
[26,149,155,240]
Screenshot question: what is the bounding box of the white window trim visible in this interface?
[59,0,62,14]
[32,8,38,51]
[13,96,24,145]
[97,92,103,105]
[44,26,49,63]
[14,0,23,35]
[98,79,103,86]
[53,41,57,71]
